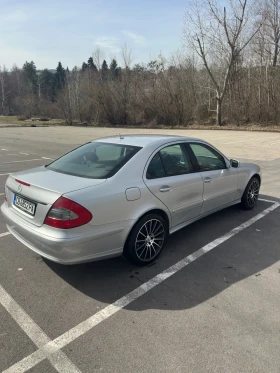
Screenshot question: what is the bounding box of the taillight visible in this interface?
[4,194,7,202]
[44,196,92,229]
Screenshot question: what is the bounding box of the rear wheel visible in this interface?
[241,177,260,210]
[124,214,167,266]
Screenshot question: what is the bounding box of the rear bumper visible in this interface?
[1,202,132,264]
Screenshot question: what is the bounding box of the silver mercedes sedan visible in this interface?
[1,135,261,265]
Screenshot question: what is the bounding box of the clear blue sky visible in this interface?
[0,0,186,70]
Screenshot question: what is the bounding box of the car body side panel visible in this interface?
[64,178,172,229]
[236,162,261,199]
[200,168,239,214]
[144,173,203,228]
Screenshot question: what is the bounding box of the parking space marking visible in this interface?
[3,200,279,373]
[0,159,42,164]
[0,173,9,176]
[0,193,4,196]
[42,157,54,160]
[259,198,277,203]
[0,232,10,238]
[20,153,29,155]
[0,285,81,373]
[1,149,8,151]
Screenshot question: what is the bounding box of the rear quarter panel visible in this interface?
[64,178,171,228]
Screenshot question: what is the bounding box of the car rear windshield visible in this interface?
[46,142,141,179]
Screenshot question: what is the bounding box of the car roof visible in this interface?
[93,134,201,147]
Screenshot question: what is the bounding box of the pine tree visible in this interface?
[56,62,66,89]
[101,60,109,80]
[82,62,88,72]
[22,61,37,94]
[40,69,54,100]
[110,59,120,79]
[133,63,145,73]
[53,62,66,97]
[87,57,98,71]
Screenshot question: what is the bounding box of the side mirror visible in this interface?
[230,159,239,168]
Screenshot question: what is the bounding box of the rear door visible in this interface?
[144,142,203,228]
[187,142,239,214]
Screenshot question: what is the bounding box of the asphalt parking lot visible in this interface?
[0,127,280,373]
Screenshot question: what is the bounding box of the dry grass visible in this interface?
[0,116,65,127]
[0,115,280,132]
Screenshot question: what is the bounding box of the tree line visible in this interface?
[0,0,280,127]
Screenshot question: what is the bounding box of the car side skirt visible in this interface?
[169,199,241,235]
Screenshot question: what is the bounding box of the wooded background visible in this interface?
[0,0,279,127]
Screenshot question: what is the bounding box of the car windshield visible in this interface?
[46,142,141,179]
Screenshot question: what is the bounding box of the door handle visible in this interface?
[159,185,171,192]
[204,177,212,183]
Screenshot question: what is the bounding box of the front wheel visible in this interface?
[124,214,167,266]
[241,177,260,210]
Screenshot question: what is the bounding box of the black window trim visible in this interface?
[145,142,197,180]
[186,141,227,172]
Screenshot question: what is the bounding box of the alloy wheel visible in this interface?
[135,219,165,262]
[247,179,259,208]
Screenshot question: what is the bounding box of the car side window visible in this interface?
[146,144,193,179]
[160,144,193,176]
[146,153,166,179]
[189,143,226,171]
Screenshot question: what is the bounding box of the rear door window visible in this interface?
[160,144,193,176]
[146,143,193,179]
[146,153,166,179]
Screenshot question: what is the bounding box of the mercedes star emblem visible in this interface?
[18,184,23,193]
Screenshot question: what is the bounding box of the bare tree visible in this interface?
[92,48,104,71]
[259,0,280,66]
[0,66,9,115]
[184,0,262,125]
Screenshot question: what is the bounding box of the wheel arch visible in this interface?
[123,208,170,252]
[252,173,261,185]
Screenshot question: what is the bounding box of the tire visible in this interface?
[124,214,167,266]
[241,177,260,210]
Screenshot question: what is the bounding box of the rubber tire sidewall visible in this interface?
[124,214,167,266]
[241,177,260,210]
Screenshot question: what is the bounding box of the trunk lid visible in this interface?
[5,166,106,227]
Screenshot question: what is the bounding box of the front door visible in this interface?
[187,142,239,214]
[144,143,204,228]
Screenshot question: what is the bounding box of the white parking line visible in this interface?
[20,152,29,155]
[0,232,10,238]
[3,200,279,373]
[0,159,42,164]
[42,157,54,160]
[0,193,4,196]
[1,149,8,151]
[259,198,277,203]
[0,173,9,176]
[0,285,81,373]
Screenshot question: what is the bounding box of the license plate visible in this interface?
[14,194,36,216]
